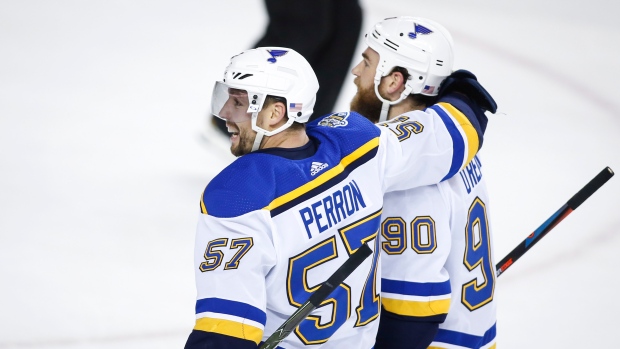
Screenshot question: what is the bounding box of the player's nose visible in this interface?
[351,61,362,76]
[219,105,233,120]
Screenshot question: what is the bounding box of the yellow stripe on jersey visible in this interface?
[437,102,479,168]
[200,194,208,214]
[264,137,380,211]
[382,297,451,317]
[194,317,263,344]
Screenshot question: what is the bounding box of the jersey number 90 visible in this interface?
[381,216,437,255]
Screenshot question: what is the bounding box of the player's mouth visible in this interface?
[227,126,240,142]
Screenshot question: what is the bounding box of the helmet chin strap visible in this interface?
[379,100,390,123]
[251,132,264,152]
[250,112,264,152]
[250,111,296,152]
[374,78,413,123]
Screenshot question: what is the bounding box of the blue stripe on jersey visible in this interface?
[434,323,496,348]
[439,94,485,143]
[195,298,267,326]
[429,105,465,181]
[382,278,451,297]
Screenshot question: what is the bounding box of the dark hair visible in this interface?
[265,95,287,106]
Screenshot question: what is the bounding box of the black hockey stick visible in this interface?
[259,243,373,349]
[496,166,614,277]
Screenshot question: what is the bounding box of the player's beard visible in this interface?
[229,124,256,157]
[350,82,383,124]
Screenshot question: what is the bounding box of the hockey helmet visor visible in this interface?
[211,81,267,123]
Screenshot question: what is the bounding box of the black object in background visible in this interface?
[212,0,363,134]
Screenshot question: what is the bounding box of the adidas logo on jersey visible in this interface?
[310,162,328,176]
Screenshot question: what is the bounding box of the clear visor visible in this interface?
[211,81,264,123]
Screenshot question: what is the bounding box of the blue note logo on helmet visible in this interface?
[267,49,288,63]
[408,23,433,39]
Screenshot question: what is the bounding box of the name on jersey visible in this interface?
[298,180,366,239]
[459,155,483,194]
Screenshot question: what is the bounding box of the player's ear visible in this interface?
[380,71,406,101]
[387,70,406,94]
[268,101,287,127]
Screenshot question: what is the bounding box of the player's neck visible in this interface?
[261,129,309,150]
[387,99,426,119]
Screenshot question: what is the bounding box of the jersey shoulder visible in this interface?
[203,113,382,218]
[201,154,284,218]
[203,112,381,218]
[308,111,381,153]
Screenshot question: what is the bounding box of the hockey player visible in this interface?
[185,46,488,349]
[350,17,498,349]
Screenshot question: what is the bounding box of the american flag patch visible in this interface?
[289,103,303,112]
[422,85,435,94]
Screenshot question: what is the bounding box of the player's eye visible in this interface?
[234,98,243,107]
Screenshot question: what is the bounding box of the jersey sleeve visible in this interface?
[189,209,277,346]
[378,95,482,192]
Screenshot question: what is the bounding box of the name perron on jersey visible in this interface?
[381,154,497,349]
[191,99,481,348]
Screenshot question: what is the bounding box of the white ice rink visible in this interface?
[1,0,619,348]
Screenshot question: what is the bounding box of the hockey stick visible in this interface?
[496,166,614,277]
[259,243,373,349]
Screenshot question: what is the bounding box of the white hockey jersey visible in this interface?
[191,102,481,348]
[381,155,497,349]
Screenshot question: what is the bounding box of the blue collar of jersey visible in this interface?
[253,137,318,160]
